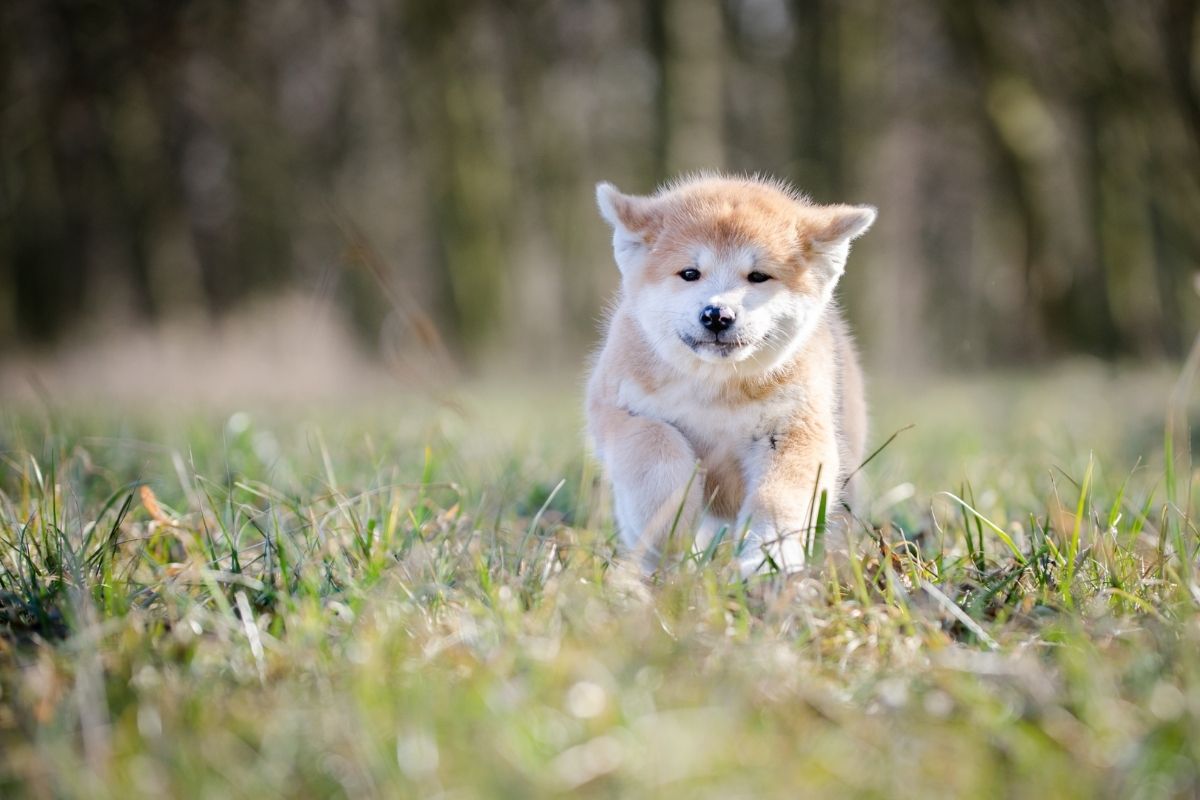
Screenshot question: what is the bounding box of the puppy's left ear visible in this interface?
[803,203,877,277]
[596,182,664,277]
[812,204,877,244]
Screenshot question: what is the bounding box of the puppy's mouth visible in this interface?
[679,331,752,358]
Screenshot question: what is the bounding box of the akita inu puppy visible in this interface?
[586,174,875,575]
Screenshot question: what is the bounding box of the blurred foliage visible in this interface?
[1,0,1198,367]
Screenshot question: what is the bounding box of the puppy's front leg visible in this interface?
[737,422,839,576]
[591,405,704,570]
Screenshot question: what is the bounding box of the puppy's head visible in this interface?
[596,175,875,375]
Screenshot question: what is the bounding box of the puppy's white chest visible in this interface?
[618,378,796,455]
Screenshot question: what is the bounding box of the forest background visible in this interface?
[4,0,1198,378]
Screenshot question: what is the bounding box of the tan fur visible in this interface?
[587,174,876,574]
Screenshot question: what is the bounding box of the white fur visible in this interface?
[614,365,814,575]
[627,243,835,383]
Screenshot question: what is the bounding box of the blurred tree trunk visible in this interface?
[1162,0,1200,156]
[788,0,841,199]
[661,0,726,174]
[1158,0,1200,353]
[5,3,89,344]
[937,0,1126,359]
[937,1,1049,359]
[646,0,670,182]
[396,4,515,360]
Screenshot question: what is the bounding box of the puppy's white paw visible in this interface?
[737,528,807,577]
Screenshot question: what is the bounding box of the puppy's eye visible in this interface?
[678,268,701,282]
[747,271,772,284]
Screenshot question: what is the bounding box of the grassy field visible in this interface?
[2,364,1200,798]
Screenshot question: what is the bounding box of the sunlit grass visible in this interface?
[2,364,1200,798]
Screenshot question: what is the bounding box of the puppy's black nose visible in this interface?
[700,305,735,333]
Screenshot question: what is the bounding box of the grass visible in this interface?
[2,364,1200,798]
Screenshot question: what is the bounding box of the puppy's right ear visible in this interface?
[596,182,662,276]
